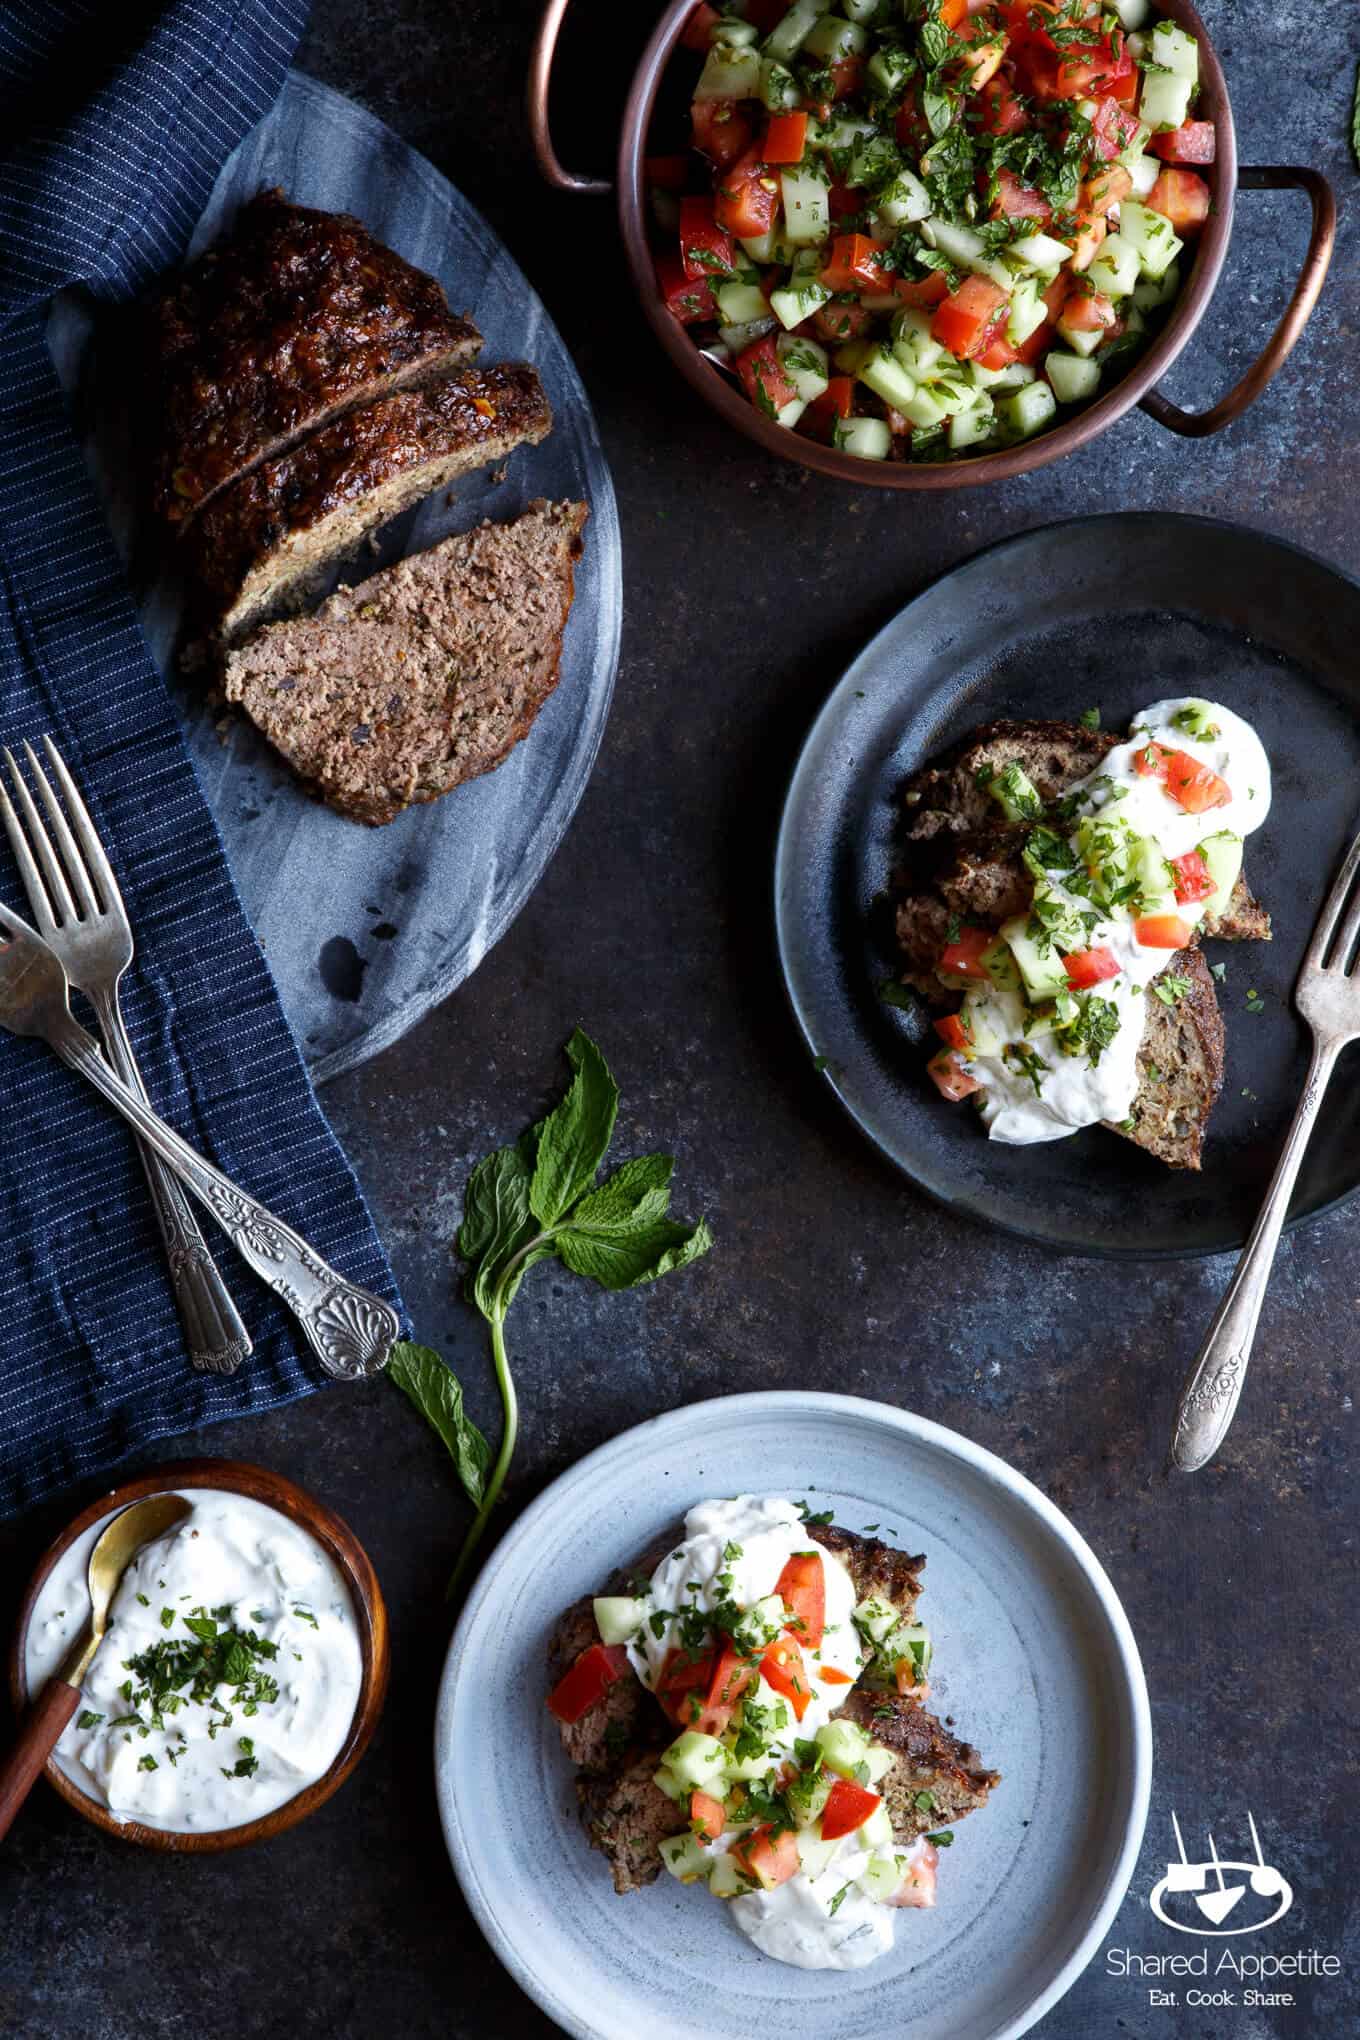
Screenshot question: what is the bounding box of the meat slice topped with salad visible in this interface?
[546,1495,999,1971]
[652,0,1213,462]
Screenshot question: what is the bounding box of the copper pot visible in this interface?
[530,0,1335,488]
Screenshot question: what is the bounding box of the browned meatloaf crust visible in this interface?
[222,497,586,825]
[186,363,553,650]
[146,190,482,526]
[890,716,1270,1170]
[839,1690,1001,1840]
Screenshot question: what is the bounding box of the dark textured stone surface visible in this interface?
[2,4,1357,2035]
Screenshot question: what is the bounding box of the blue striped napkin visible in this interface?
[0,2,404,1516]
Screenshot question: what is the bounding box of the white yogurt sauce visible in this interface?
[968,698,1271,1145]
[731,1833,935,1971]
[24,1490,363,1832]
[627,1494,862,1761]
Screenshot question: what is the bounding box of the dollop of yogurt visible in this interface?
[732,1834,935,1971]
[24,1490,363,1833]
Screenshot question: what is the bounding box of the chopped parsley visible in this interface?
[75,1710,103,1731]
[1079,707,1101,730]
[1246,988,1266,1014]
[1152,974,1193,1007]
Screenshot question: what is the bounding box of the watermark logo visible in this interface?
[1149,1811,1293,1937]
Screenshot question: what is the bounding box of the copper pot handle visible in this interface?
[1140,166,1336,438]
[528,0,612,195]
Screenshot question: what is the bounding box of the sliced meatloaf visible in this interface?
[1107,946,1225,1170]
[186,363,553,650]
[839,1690,1001,1841]
[579,1751,688,1895]
[809,1524,925,1624]
[547,1596,651,1776]
[146,190,482,527]
[221,496,585,824]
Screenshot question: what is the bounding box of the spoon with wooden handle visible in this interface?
[0,1492,192,1839]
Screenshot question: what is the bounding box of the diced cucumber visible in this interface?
[968,356,1011,389]
[1116,119,1153,168]
[780,164,832,244]
[859,1854,904,1903]
[1005,230,1073,273]
[1149,19,1199,80]
[652,1763,687,1804]
[847,130,900,192]
[1119,201,1184,280]
[661,1730,729,1793]
[1132,258,1181,309]
[1054,312,1104,358]
[817,1717,872,1777]
[777,331,831,399]
[990,361,1039,390]
[714,277,773,327]
[1198,831,1244,921]
[1138,68,1193,133]
[1087,231,1140,299]
[989,761,1043,823]
[718,316,777,353]
[885,1621,933,1676]
[841,0,884,21]
[833,415,892,459]
[803,15,867,62]
[1006,273,1048,347]
[862,1743,897,1786]
[928,217,1013,292]
[797,1830,840,1879]
[894,382,951,430]
[980,937,1022,994]
[891,306,944,377]
[834,337,875,373]
[740,225,796,266]
[875,167,931,229]
[770,280,830,329]
[731,1592,787,1652]
[592,1595,646,1646]
[764,0,832,64]
[1109,0,1148,24]
[859,1804,895,1852]
[1132,834,1176,915]
[1001,916,1068,1001]
[866,43,912,98]
[710,17,759,47]
[813,112,878,154]
[759,57,802,111]
[659,1832,714,1884]
[858,344,918,413]
[961,987,1007,1055]
[853,1595,898,1644]
[775,395,808,429]
[789,1770,834,1828]
[1127,152,1162,200]
[933,368,981,415]
[694,43,763,102]
[709,1852,746,1899]
[724,1744,778,1781]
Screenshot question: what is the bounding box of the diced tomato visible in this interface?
[820,232,891,294]
[894,85,933,151]
[656,1646,716,1726]
[736,334,800,416]
[763,110,809,164]
[889,1840,939,1908]
[1164,749,1232,813]
[938,925,995,981]
[690,1789,725,1841]
[1147,167,1211,233]
[1169,850,1216,903]
[1083,163,1132,216]
[1132,738,1173,778]
[991,167,1051,223]
[689,1642,757,1738]
[819,1665,854,1684]
[773,1550,826,1648]
[1048,28,1131,97]
[1065,210,1107,271]
[826,177,862,219]
[715,147,781,237]
[761,1633,813,1721]
[894,1656,929,1700]
[955,10,1009,88]
[934,1010,975,1053]
[1152,120,1216,166]
[1090,96,1143,162]
[1061,945,1121,990]
[940,0,969,25]
[932,273,1010,358]
[928,1048,982,1101]
[678,196,735,282]
[546,1643,631,1724]
[733,1823,801,1891]
[1014,317,1055,365]
[743,0,791,29]
[680,1,720,51]
[976,75,1030,134]
[656,253,715,326]
[645,154,690,192]
[892,269,950,309]
[804,375,856,437]
[830,54,865,100]
[1061,288,1118,333]
[1134,913,1193,949]
[820,1777,883,1842]
[691,98,754,170]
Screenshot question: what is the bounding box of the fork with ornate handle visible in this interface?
[1170,822,1360,1471]
[0,899,398,1381]
[0,738,251,1375]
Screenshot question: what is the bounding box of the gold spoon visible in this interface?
[0,1492,192,1839]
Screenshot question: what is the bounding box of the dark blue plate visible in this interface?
[775,513,1360,1258]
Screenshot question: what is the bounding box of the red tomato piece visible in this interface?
[939,925,995,980]
[736,335,800,418]
[928,1048,982,1101]
[716,147,780,238]
[687,1642,757,1738]
[1164,749,1232,813]
[546,1643,631,1724]
[1014,317,1055,366]
[940,0,969,24]
[1066,210,1108,270]
[1134,913,1193,949]
[1169,850,1216,903]
[894,85,933,150]
[691,98,754,170]
[1132,738,1172,778]
[1090,97,1143,161]
[821,1777,884,1842]
[893,269,950,309]
[991,167,1051,223]
[1052,30,1131,97]
[1147,168,1211,233]
[931,274,1010,358]
[1083,163,1132,216]
[804,375,856,433]
[645,154,690,192]
[1151,120,1216,165]
[820,232,891,294]
[889,1840,940,1908]
[733,1824,801,1891]
[678,196,735,282]
[819,1665,854,1685]
[773,1550,826,1648]
[812,300,871,344]
[976,75,1030,134]
[656,253,715,326]
[761,1633,813,1720]
[934,1011,975,1052]
[1062,945,1121,990]
[690,1789,725,1841]
[656,1646,717,1727]
[680,1,720,51]
[1061,288,1118,333]
[830,54,865,100]
[764,111,809,165]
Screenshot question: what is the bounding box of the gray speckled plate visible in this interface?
[47,71,621,1082]
[435,1392,1151,2040]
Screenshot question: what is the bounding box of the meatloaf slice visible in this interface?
[547,1595,651,1776]
[578,1750,687,1895]
[809,1524,925,1625]
[1107,947,1226,1170]
[146,190,482,527]
[840,1690,1000,1841]
[186,362,553,650]
[222,497,586,824]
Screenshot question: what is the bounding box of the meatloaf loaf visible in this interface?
[185,362,553,650]
[221,497,586,824]
[146,191,482,526]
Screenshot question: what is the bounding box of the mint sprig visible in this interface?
[390,1029,712,1596]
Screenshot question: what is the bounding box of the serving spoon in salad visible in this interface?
[0,1492,191,1839]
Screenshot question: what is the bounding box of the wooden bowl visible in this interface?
[530,0,1335,488]
[8,1458,388,1852]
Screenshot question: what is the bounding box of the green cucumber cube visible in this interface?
[803,15,868,63]
[714,277,773,327]
[659,1832,714,1883]
[1138,67,1193,133]
[1119,201,1184,280]
[777,333,831,399]
[661,1730,729,1792]
[592,1594,646,1645]
[1198,831,1244,921]
[693,44,763,102]
[1000,915,1069,1000]
[949,395,995,450]
[834,414,892,459]
[1087,231,1141,299]
[1045,351,1102,405]
[781,166,831,244]
[764,0,833,64]
[859,1854,905,1903]
[816,1717,872,1776]
[1149,20,1199,79]
[857,343,919,414]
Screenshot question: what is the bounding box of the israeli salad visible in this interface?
[651,0,1215,461]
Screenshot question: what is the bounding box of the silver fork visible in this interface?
[1171,822,1360,1471]
[0,739,251,1375]
[0,897,398,1379]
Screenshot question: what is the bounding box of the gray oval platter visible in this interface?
[48,71,621,1082]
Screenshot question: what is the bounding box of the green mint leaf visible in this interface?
[459,1138,540,1319]
[557,1215,713,1292]
[529,1028,619,1226]
[387,1340,491,1508]
[566,1152,674,1235]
